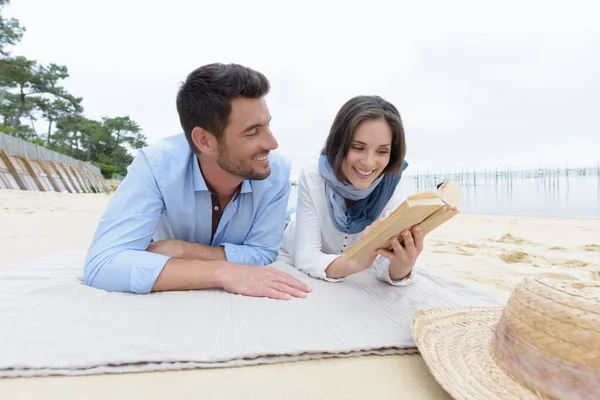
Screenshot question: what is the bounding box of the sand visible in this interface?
[1,189,599,399]
[0,190,113,270]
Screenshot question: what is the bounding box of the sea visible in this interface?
[286,167,600,221]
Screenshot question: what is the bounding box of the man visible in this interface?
[84,63,311,301]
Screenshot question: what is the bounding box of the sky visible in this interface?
[4,0,600,180]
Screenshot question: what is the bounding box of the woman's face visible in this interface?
[341,118,392,190]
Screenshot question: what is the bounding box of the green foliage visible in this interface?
[0,0,24,57]
[27,137,45,146]
[93,162,117,180]
[0,2,146,176]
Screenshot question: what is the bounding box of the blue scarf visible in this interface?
[318,153,408,234]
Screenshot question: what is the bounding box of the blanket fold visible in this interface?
[0,248,499,378]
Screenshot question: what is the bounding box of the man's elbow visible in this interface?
[83,255,101,288]
[82,252,131,293]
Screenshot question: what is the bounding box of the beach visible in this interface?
[1,189,599,399]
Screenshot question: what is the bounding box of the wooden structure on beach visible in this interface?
[0,148,111,193]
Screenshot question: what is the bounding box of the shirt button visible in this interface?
[214,206,219,210]
[345,236,348,239]
[343,244,346,247]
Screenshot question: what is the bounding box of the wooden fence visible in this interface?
[0,148,111,193]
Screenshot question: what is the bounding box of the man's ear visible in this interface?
[191,127,218,154]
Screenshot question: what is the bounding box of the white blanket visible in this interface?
[0,248,499,377]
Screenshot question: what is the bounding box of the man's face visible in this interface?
[217,97,278,180]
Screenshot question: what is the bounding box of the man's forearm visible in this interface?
[151,258,237,292]
[147,239,226,261]
[180,241,226,261]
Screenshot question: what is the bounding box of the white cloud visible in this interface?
[5,0,599,179]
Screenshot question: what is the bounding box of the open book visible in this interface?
[344,179,463,260]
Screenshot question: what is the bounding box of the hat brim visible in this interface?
[411,306,540,400]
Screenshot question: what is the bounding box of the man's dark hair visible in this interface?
[322,95,407,183]
[176,63,270,153]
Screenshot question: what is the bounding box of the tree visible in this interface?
[102,116,146,149]
[52,113,86,157]
[0,0,24,57]
[102,116,147,168]
[0,87,36,137]
[0,3,147,177]
[35,94,83,145]
[0,87,17,127]
[78,118,104,161]
[0,56,71,129]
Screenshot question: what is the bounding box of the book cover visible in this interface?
[344,179,463,260]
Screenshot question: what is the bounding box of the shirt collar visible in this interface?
[192,154,253,194]
[192,154,209,192]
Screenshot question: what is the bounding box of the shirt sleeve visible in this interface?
[371,256,414,286]
[221,167,292,266]
[83,151,171,294]
[291,170,343,282]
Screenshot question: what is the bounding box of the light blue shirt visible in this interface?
[84,133,292,294]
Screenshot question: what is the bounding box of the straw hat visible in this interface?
[411,277,600,400]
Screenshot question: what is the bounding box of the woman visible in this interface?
[281,95,423,285]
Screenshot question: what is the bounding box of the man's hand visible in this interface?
[220,265,312,300]
[376,225,424,280]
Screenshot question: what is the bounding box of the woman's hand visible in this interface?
[376,225,424,280]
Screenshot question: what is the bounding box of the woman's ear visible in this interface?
[191,127,218,154]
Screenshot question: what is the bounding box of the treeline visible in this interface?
[0,0,146,176]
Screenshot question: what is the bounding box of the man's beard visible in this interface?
[217,145,271,181]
